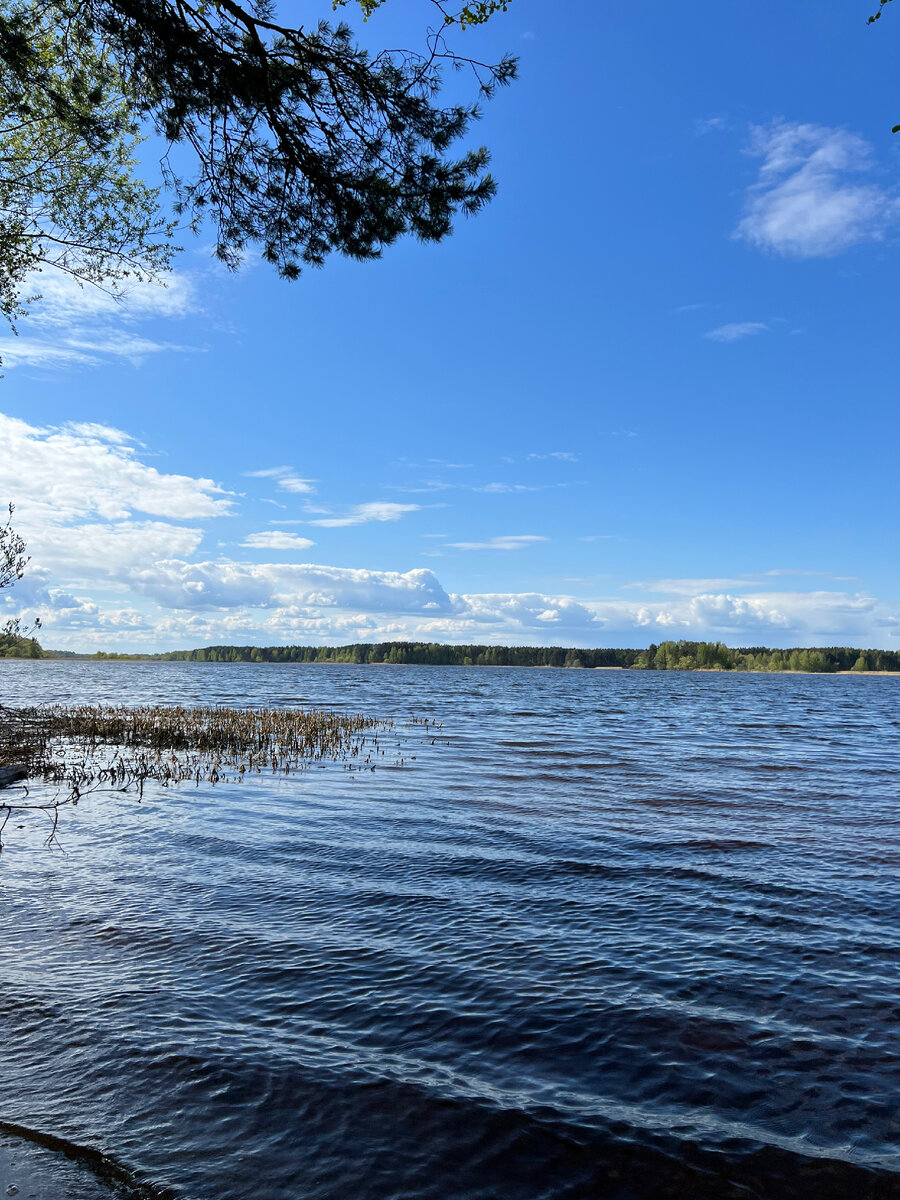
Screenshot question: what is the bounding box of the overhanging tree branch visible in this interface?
[1,0,517,285]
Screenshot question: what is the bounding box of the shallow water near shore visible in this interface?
[1,660,898,1200]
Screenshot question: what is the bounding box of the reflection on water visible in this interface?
[1,661,898,1199]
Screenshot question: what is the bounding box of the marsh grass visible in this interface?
[0,703,438,847]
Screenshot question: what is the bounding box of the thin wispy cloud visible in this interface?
[528,451,579,462]
[448,535,547,551]
[307,501,419,528]
[736,121,897,258]
[245,466,317,495]
[0,340,99,369]
[65,422,138,446]
[241,531,316,551]
[28,270,197,326]
[764,568,857,581]
[477,482,542,494]
[703,321,768,343]
[626,577,761,595]
[694,115,729,136]
[0,268,200,371]
[625,573,858,594]
[389,479,456,494]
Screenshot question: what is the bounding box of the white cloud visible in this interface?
[26,270,197,325]
[703,321,768,343]
[13,560,898,651]
[129,561,452,613]
[307,501,419,528]
[64,422,138,445]
[0,268,199,371]
[448,535,548,551]
[245,467,317,495]
[279,478,318,495]
[389,480,457,494]
[64,332,192,364]
[627,577,756,595]
[37,521,205,572]
[674,302,706,314]
[477,482,542,494]
[1,414,231,527]
[241,531,316,551]
[736,121,896,257]
[694,115,729,136]
[0,339,99,369]
[4,412,897,652]
[0,413,232,607]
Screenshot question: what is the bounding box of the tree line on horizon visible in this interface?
[30,639,900,672]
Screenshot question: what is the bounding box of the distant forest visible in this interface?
[39,639,900,672]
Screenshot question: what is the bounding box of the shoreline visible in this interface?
[4,656,899,676]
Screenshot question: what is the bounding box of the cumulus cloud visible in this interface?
[14,557,898,651]
[444,588,897,645]
[0,413,232,607]
[736,121,896,257]
[449,535,548,551]
[307,501,419,527]
[37,521,205,572]
[129,561,452,613]
[1,414,231,528]
[703,322,768,343]
[241,531,316,551]
[4,411,896,651]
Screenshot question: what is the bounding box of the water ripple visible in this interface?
[1,661,898,1199]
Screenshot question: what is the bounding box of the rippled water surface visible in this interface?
[1,661,899,1200]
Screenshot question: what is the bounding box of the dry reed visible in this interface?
[0,703,441,847]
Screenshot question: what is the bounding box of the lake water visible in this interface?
[1,660,898,1200]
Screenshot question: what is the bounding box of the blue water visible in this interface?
[1,661,898,1199]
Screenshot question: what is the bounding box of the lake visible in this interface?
[1,660,898,1199]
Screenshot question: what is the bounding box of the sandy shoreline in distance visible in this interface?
[835,670,900,675]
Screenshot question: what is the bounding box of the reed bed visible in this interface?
[0,703,440,846]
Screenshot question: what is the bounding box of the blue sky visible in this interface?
[2,0,899,651]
